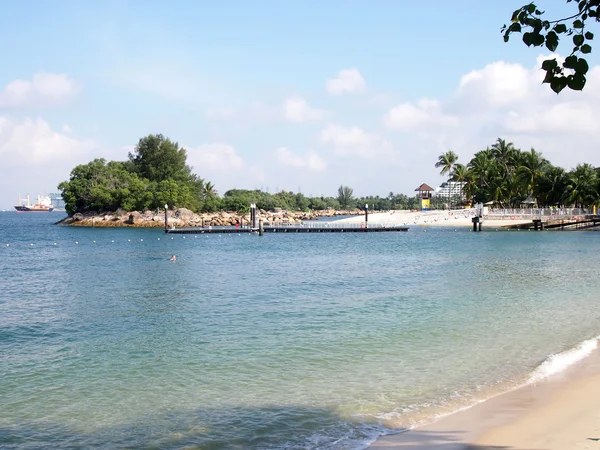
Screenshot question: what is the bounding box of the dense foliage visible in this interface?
[59,134,217,215]
[503,0,599,93]
[443,138,600,207]
[59,133,439,215]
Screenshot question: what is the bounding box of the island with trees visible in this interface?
[57,133,600,228]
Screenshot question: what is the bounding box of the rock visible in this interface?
[125,211,144,225]
[73,213,84,222]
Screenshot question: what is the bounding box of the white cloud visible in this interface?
[383,98,459,131]
[283,97,327,123]
[187,143,244,173]
[0,72,79,108]
[381,55,600,177]
[0,116,96,166]
[320,124,393,158]
[275,147,327,171]
[326,68,366,95]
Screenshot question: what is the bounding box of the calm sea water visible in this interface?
[2,212,600,449]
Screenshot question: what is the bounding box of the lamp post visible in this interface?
[164,204,168,231]
[365,204,369,229]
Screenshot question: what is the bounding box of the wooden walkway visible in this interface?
[165,224,409,234]
[489,214,600,230]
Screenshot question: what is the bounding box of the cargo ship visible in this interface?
[14,195,54,212]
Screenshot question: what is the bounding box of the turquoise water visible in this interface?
[2,212,600,449]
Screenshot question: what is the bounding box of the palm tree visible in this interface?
[538,166,568,206]
[450,163,471,206]
[516,148,549,205]
[203,181,217,200]
[467,149,493,203]
[435,150,458,209]
[566,164,598,208]
[491,138,518,179]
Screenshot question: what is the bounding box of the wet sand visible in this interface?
[369,340,600,450]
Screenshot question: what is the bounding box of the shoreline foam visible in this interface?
[368,335,600,449]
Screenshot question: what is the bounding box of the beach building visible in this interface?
[435,181,466,201]
[414,183,434,211]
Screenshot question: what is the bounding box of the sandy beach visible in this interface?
[369,341,600,449]
[334,210,533,229]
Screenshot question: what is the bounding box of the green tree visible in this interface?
[129,134,193,183]
[517,148,550,203]
[435,150,458,208]
[337,185,354,209]
[566,163,598,207]
[502,1,598,93]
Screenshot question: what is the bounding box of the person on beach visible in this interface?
[170,255,176,262]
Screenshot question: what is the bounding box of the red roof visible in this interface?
[414,183,434,192]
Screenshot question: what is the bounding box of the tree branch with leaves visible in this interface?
[502,0,599,93]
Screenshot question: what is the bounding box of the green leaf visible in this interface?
[554,23,567,33]
[541,58,558,70]
[581,43,592,53]
[564,55,578,69]
[509,22,522,33]
[542,70,554,84]
[511,9,521,22]
[585,31,594,40]
[575,58,589,74]
[545,31,559,51]
[527,3,536,13]
[573,34,584,46]
[523,32,534,46]
[533,33,545,46]
[567,72,586,90]
[573,19,584,28]
[550,76,568,93]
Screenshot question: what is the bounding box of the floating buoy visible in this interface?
[128,239,131,242]
[111,240,114,243]
[53,243,57,245]
[157,238,160,240]
[75,241,79,244]
[140,239,143,242]
[93,240,96,244]
[30,243,33,246]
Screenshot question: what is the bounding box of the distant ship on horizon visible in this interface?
[14,195,54,212]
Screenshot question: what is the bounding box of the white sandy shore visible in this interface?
[369,345,600,449]
[333,210,533,229]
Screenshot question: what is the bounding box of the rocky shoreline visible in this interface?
[56,208,365,228]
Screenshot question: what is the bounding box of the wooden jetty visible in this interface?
[163,203,408,235]
[165,223,409,235]
[484,214,600,231]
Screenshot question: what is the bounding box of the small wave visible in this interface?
[528,335,600,383]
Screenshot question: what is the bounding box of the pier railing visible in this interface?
[486,208,592,218]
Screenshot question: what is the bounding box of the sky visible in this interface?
[1,0,599,209]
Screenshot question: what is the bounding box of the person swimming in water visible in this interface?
[170,255,176,262]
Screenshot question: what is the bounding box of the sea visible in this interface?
[2,211,600,449]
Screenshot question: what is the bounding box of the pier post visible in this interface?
[365,204,369,229]
[472,216,479,232]
[202,218,205,228]
[251,203,257,229]
[164,204,168,231]
[259,219,264,236]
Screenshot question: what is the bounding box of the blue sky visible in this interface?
[1,0,598,208]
